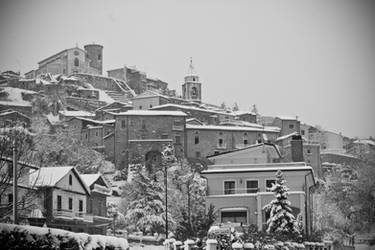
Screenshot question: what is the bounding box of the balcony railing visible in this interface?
[210,188,261,196]
[53,209,93,222]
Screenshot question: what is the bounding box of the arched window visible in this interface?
[74,58,79,67]
[191,87,197,98]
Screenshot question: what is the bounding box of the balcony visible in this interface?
[209,188,260,196]
[53,209,93,222]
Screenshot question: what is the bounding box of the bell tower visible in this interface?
[182,58,202,103]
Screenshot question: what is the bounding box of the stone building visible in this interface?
[107,66,169,95]
[271,116,300,136]
[64,117,115,160]
[33,44,103,77]
[112,110,187,170]
[185,124,280,159]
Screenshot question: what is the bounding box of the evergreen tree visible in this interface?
[124,171,170,233]
[263,170,300,238]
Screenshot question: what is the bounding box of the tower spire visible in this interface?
[188,57,194,75]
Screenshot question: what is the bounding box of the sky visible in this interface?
[0,0,374,138]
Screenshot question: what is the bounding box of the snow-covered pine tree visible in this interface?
[263,170,300,238]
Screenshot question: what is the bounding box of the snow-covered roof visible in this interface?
[97,89,115,104]
[68,116,115,125]
[0,87,36,107]
[150,103,235,116]
[353,139,375,146]
[45,113,61,125]
[186,118,204,125]
[29,166,90,194]
[0,109,30,119]
[219,120,263,128]
[80,174,109,188]
[207,142,281,159]
[186,124,280,133]
[113,110,187,117]
[132,90,170,100]
[202,164,313,174]
[59,110,95,117]
[275,132,299,142]
[276,116,298,121]
[233,110,256,116]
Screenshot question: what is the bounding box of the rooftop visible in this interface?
[58,110,96,117]
[186,124,280,133]
[29,166,90,194]
[113,110,187,117]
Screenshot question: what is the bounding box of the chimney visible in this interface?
[291,135,304,162]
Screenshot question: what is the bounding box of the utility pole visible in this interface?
[12,127,18,224]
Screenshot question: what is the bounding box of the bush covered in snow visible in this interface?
[0,223,129,250]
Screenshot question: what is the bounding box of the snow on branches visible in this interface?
[263,170,300,237]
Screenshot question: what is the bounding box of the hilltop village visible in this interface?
[0,44,374,248]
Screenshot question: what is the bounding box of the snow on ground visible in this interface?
[129,243,164,250]
[0,223,129,250]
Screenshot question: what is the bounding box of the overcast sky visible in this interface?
[0,0,374,138]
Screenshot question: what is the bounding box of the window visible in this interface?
[95,131,98,137]
[289,124,294,129]
[74,58,79,67]
[301,130,305,135]
[98,54,102,60]
[85,133,88,139]
[121,120,126,128]
[307,149,311,154]
[195,151,201,158]
[74,51,79,56]
[69,175,73,185]
[244,139,248,145]
[79,200,83,212]
[8,194,13,205]
[266,179,276,191]
[221,211,247,224]
[246,180,258,193]
[139,105,142,110]
[194,136,199,144]
[149,104,153,108]
[142,120,146,129]
[161,133,168,139]
[57,195,62,211]
[218,138,224,146]
[68,198,73,210]
[224,181,235,195]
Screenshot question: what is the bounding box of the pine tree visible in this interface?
[263,170,300,238]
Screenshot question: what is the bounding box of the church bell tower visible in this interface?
[182,58,202,103]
